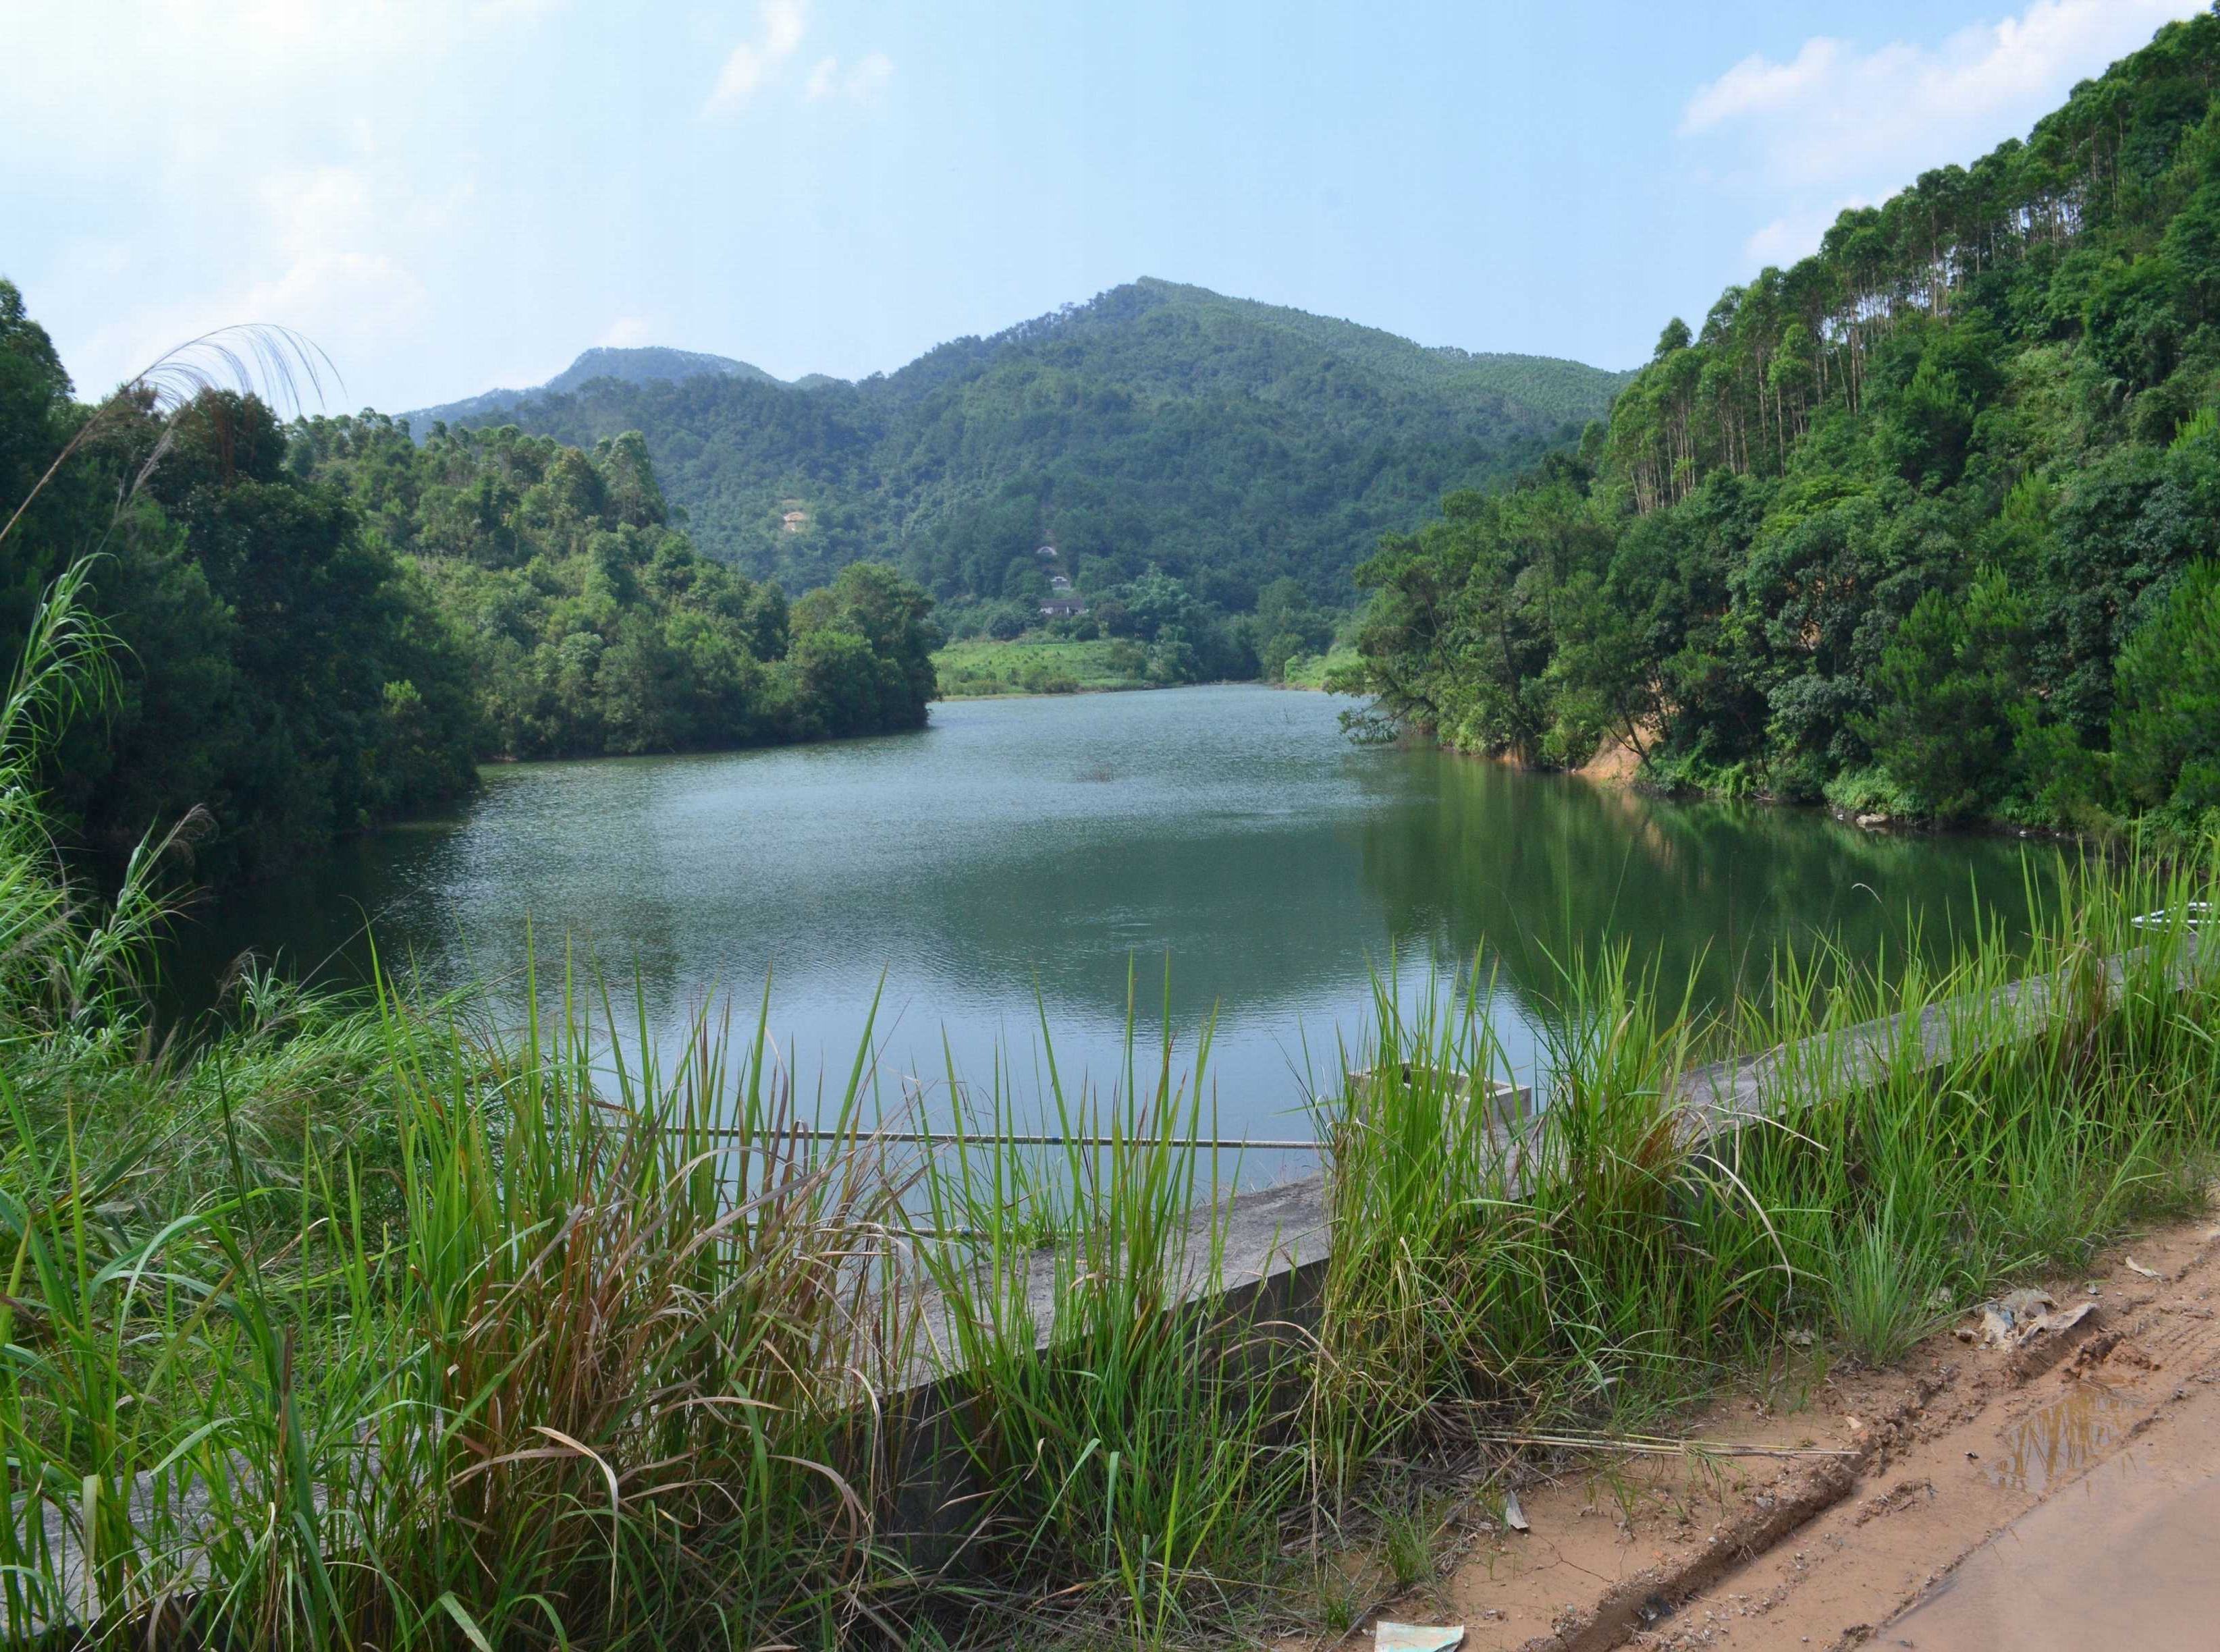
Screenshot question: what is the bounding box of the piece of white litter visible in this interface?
[2001,1300,2097,1357]
[1966,1288,2059,1348]
[1375,1622,1465,1652]
[1502,1489,1530,1533]
[2126,1257,2162,1279]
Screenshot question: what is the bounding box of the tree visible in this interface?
[0,282,951,890]
[294,418,944,763]
[15,383,481,879]
[431,279,1623,612]
[1860,573,2029,820]
[2112,559,2220,823]
[1349,9,2220,825]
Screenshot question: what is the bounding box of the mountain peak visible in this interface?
[544,346,780,394]
[406,344,828,431]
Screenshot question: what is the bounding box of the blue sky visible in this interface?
[5,1,2208,412]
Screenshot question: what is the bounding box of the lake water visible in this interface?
[173,685,2053,1174]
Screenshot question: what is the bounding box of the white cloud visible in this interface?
[704,3,890,115]
[803,50,894,105]
[596,314,655,348]
[67,154,460,405]
[1681,0,2209,190]
[5,0,556,165]
[76,246,429,411]
[265,166,377,259]
[703,0,811,115]
[1742,198,1871,267]
[846,52,894,103]
[2,0,553,404]
[1679,0,2209,270]
[1683,37,1843,134]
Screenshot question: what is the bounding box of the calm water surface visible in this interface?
[176,686,2054,1159]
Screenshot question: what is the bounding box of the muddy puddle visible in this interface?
[1980,1379,2137,1495]
[1887,1448,2220,1650]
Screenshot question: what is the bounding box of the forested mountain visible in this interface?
[1355,9,2220,838]
[419,279,1628,608]
[0,283,938,886]
[409,346,785,431]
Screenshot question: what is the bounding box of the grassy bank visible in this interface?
[931,638,1152,698]
[7,574,2220,1647]
[932,638,1359,698]
[1278,644,1359,691]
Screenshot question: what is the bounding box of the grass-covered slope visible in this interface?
[429,279,1628,608]
[932,636,1154,695]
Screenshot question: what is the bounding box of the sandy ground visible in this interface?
[1297,1209,2220,1652]
[1573,737,1645,785]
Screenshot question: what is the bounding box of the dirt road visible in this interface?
[1330,1211,2220,1652]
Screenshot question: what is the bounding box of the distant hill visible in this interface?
[430,278,1630,605]
[408,346,798,430]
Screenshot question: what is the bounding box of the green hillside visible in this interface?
[426,279,1628,609]
[1353,9,2220,839]
[1051,279,1635,422]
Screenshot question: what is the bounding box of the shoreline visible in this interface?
[1413,728,2099,848]
[931,674,1263,703]
[930,672,1345,704]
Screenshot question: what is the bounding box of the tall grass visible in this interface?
[2,968,925,1645]
[5,561,2219,1645]
[1311,848,2217,1464]
[1,571,921,1643]
[1309,951,1745,1490]
[909,976,1297,1646]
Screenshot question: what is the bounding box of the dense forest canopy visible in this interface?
[0,286,939,886]
[1353,8,2220,839]
[417,279,1628,612]
[286,416,939,759]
